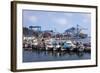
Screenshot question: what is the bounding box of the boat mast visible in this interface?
[76,24,79,39]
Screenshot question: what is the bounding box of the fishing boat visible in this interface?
[61,40,76,51]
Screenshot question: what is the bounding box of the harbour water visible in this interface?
[23,49,91,62]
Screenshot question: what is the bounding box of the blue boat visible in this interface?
[62,40,76,51]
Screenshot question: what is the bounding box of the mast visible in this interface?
[76,24,79,39]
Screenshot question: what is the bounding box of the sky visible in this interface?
[22,10,91,35]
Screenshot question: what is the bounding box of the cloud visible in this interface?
[82,14,91,23]
[64,13,73,17]
[28,16,38,23]
[83,19,88,23]
[54,18,68,26]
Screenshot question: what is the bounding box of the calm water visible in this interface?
[23,49,91,62]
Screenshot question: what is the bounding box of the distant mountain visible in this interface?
[65,27,76,32]
[64,27,88,39]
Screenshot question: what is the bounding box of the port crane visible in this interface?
[76,24,87,39]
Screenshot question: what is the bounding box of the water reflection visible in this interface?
[23,49,91,62]
[31,50,85,58]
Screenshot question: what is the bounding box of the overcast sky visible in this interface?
[22,10,91,35]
